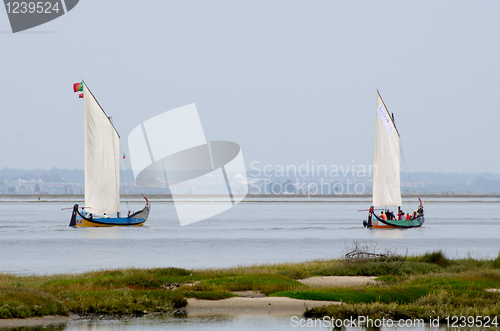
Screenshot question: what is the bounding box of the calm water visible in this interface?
[4,315,496,330]
[1,199,500,275]
[1,198,499,330]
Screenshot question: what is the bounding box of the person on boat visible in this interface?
[81,208,87,217]
[385,209,395,220]
[406,213,410,220]
[398,210,405,220]
[417,204,424,217]
[380,211,387,221]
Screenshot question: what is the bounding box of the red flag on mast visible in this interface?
[73,82,83,92]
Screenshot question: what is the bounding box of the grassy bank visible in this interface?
[1,251,500,319]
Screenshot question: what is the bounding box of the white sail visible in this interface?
[83,82,120,215]
[372,91,402,207]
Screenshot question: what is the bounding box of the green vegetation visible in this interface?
[302,252,500,321]
[0,267,192,318]
[418,250,450,267]
[493,252,500,269]
[271,286,429,304]
[0,287,67,319]
[184,291,236,300]
[198,274,307,295]
[1,251,500,320]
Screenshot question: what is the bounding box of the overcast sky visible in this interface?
[1,1,499,173]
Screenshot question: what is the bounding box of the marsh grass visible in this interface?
[419,250,450,267]
[304,301,500,321]
[304,269,500,320]
[39,267,200,291]
[198,274,307,295]
[0,287,68,318]
[0,268,193,318]
[199,259,343,279]
[493,252,500,269]
[271,286,430,304]
[198,257,444,279]
[2,251,500,319]
[60,289,186,315]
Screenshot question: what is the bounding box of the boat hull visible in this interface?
[369,215,424,229]
[69,204,149,227]
[364,208,424,229]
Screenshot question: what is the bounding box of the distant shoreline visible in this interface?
[1,193,500,204]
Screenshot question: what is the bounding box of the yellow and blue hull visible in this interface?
[69,204,149,227]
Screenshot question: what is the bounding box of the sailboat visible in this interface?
[363,91,424,229]
[69,81,150,227]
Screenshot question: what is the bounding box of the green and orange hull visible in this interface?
[364,208,424,229]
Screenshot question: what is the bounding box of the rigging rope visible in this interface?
[118,162,130,212]
[400,140,420,211]
[120,147,148,210]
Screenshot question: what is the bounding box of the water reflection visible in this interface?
[83,227,121,239]
[370,228,406,239]
[5,325,66,331]
[5,315,498,331]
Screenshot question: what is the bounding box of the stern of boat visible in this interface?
[129,203,150,222]
[363,206,374,228]
[69,204,79,227]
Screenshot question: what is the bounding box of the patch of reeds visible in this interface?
[492,252,500,269]
[419,250,450,267]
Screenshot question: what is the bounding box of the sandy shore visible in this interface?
[186,276,376,316]
[186,297,340,316]
[0,314,78,328]
[297,276,378,288]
